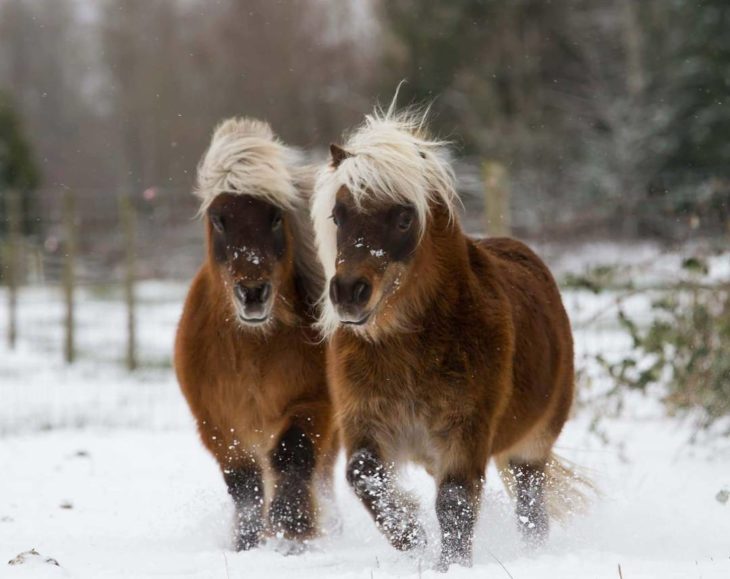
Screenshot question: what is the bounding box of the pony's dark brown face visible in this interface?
[207,193,292,328]
[328,186,419,328]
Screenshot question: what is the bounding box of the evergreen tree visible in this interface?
[377,0,573,153]
[0,92,40,236]
[668,0,730,176]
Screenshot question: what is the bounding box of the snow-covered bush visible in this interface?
[598,258,730,433]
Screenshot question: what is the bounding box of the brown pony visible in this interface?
[175,118,337,551]
[311,108,583,570]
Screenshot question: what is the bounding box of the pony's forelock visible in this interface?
[196,117,325,306]
[311,105,459,337]
[195,117,301,215]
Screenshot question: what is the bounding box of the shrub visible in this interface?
[598,258,730,432]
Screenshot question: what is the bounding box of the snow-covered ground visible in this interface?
[2,417,728,579]
[1,244,729,578]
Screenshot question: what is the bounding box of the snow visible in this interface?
[2,246,730,578]
[2,416,728,578]
[233,246,262,266]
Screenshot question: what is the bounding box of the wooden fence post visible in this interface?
[4,189,21,349]
[119,193,137,371]
[482,161,511,237]
[62,188,76,364]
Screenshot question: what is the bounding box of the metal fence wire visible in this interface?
[0,176,728,434]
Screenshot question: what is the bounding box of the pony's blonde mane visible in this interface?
[196,117,324,302]
[195,117,300,212]
[311,105,458,336]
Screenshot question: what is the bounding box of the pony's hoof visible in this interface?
[388,522,427,552]
[436,552,472,573]
[268,501,315,541]
[518,516,549,550]
[234,532,261,551]
[274,538,309,556]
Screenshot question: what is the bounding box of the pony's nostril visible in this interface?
[331,276,371,307]
[352,280,371,305]
[258,282,271,303]
[234,283,247,303]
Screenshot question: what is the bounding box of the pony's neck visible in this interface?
[278,266,310,326]
[405,207,473,326]
[287,190,325,306]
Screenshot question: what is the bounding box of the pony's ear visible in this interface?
[330,144,352,168]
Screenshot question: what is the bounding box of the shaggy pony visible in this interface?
[311,105,587,570]
[176,118,337,551]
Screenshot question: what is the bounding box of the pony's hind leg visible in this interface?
[346,446,426,552]
[268,425,317,542]
[223,462,265,550]
[510,459,549,546]
[497,419,563,547]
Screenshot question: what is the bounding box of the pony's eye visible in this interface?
[330,210,340,227]
[210,214,225,233]
[397,209,414,232]
[272,212,283,230]
[331,204,346,227]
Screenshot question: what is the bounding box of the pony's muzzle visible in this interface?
[234,281,272,322]
[329,275,372,324]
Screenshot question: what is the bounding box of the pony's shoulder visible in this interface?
[471,236,539,264]
[469,236,553,284]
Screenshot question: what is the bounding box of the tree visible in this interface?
[667,0,730,177]
[0,0,110,190]
[377,1,573,148]
[0,92,39,236]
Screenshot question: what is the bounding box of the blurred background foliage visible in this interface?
[594,259,730,432]
[0,92,39,236]
[0,0,728,432]
[0,0,728,241]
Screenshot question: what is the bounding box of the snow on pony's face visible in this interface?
[207,193,292,328]
[311,106,459,339]
[324,185,419,335]
[194,116,320,331]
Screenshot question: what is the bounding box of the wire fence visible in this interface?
[0,277,646,436]
[0,176,728,435]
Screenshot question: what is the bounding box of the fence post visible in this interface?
[62,188,76,364]
[4,189,21,349]
[482,160,511,237]
[119,193,137,371]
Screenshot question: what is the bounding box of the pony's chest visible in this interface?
[210,350,312,428]
[340,339,471,399]
[336,340,479,464]
[344,394,439,470]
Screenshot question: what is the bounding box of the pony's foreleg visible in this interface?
[510,460,549,545]
[435,426,490,572]
[345,445,426,551]
[268,425,317,541]
[223,462,265,551]
[435,471,482,571]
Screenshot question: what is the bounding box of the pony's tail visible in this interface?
[498,452,596,522]
[544,452,596,521]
